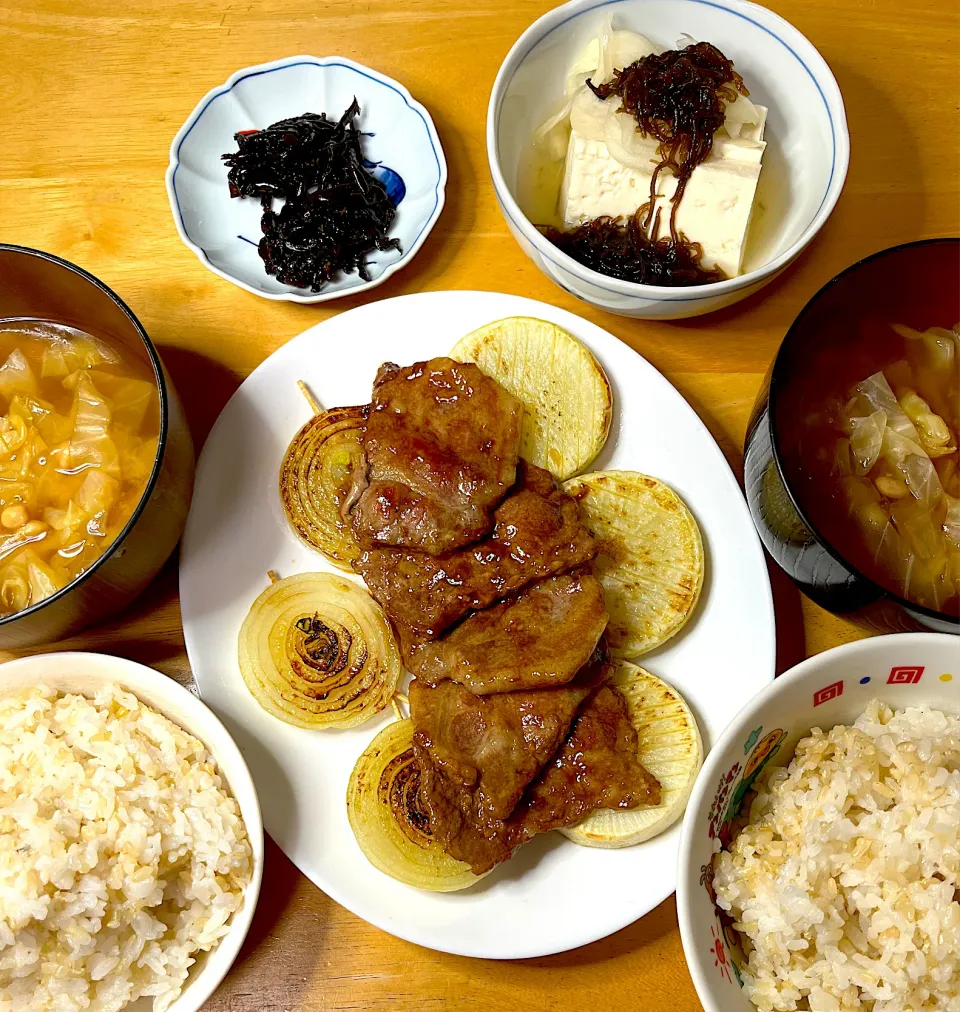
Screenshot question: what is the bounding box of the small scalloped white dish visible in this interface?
[166,56,447,303]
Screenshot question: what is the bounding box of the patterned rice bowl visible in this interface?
[676,632,959,1012]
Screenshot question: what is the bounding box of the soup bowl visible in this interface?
[677,632,959,1012]
[487,0,849,319]
[0,245,195,647]
[744,238,960,633]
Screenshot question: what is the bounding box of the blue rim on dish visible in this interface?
[165,55,447,303]
[486,0,850,303]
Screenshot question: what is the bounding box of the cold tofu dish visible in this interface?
[525,22,768,286]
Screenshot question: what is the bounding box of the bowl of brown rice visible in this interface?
[0,651,264,1012]
[677,632,959,1012]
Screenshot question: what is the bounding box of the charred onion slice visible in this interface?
[239,573,400,729]
[347,719,488,891]
[279,405,367,571]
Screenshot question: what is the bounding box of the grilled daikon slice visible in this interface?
[451,317,612,480]
[561,663,702,848]
[563,470,704,657]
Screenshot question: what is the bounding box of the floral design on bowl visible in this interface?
[678,633,959,1012]
[699,723,787,987]
[166,56,447,303]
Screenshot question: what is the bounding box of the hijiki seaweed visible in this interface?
[222,99,401,291]
[544,42,746,287]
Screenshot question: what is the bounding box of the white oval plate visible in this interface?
[166,56,446,303]
[179,291,775,958]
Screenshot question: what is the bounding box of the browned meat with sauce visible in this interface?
[415,755,523,874]
[352,358,522,555]
[409,674,594,822]
[355,462,597,638]
[407,573,609,694]
[413,681,660,875]
[347,354,660,878]
[517,685,661,835]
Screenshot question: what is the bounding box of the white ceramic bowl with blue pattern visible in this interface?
[166,56,446,303]
[487,0,850,319]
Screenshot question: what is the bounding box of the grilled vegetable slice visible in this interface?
[239,572,400,729]
[563,470,704,657]
[450,316,612,480]
[279,405,367,571]
[561,663,702,847]
[347,718,488,891]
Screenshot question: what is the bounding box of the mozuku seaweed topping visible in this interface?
[222,99,401,291]
[588,42,746,235]
[542,212,725,287]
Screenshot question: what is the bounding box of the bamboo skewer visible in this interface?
[298,380,322,415]
[391,691,409,720]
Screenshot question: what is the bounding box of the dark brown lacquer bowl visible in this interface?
[744,238,960,634]
[0,245,195,647]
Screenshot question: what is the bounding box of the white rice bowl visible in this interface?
[713,700,960,1012]
[0,683,252,1012]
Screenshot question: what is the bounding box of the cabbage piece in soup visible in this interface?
[0,321,159,615]
[794,323,959,615]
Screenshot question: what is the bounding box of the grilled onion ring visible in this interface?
[239,573,400,729]
[279,405,367,571]
[347,718,488,891]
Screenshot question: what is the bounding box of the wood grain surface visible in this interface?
[1,0,958,1008]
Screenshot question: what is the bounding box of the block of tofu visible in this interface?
[560,105,767,278]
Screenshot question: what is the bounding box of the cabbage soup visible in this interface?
[0,321,160,615]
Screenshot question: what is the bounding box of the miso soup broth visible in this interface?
[0,320,160,615]
[777,319,960,617]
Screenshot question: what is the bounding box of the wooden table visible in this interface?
[2,0,958,1007]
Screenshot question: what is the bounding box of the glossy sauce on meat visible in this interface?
[518,685,661,834]
[350,354,662,879]
[409,674,596,822]
[407,572,609,694]
[352,358,522,555]
[355,462,597,638]
[410,659,605,873]
[413,680,656,875]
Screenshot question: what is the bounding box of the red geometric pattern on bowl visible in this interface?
[813,679,843,706]
[888,665,924,684]
[702,656,942,989]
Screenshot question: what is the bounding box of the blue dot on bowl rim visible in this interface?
[859,676,871,684]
